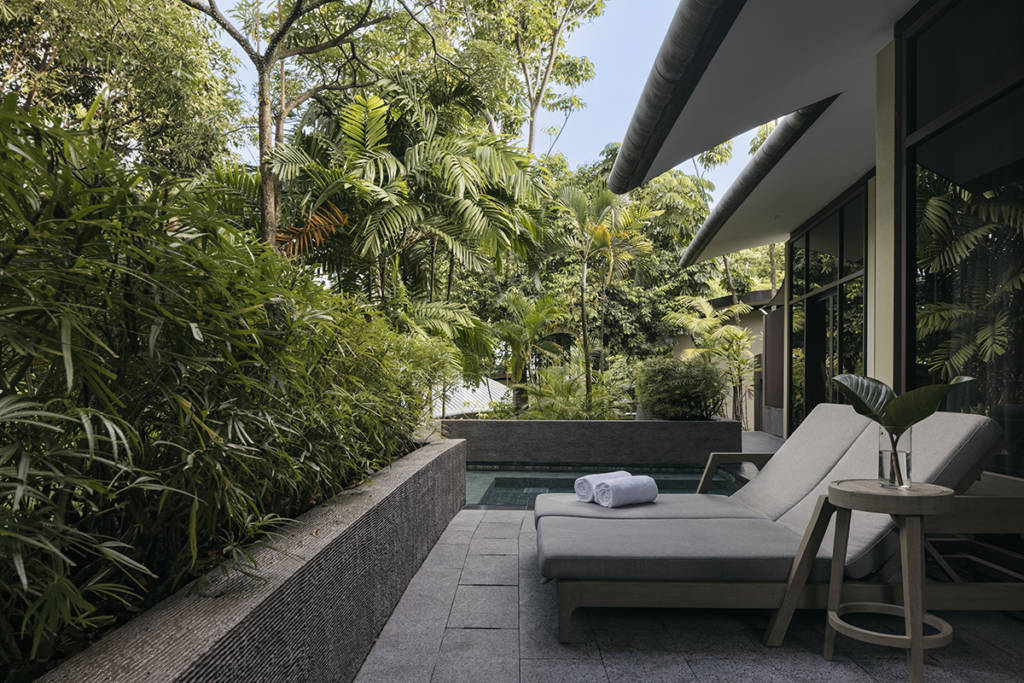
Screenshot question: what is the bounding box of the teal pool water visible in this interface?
[466,464,743,508]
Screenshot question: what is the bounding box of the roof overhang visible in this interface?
[612,0,917,263]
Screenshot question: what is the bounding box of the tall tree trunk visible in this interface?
[257,69,278,249]
[526,108,536,153]
[597,285,607,372]
[721,255,739,307]
[580,260,592,398]
[768,243,777,297]
[429,236,437,301]
[733,381,744,427]
[445,250,455,302]
[483,109,500,135]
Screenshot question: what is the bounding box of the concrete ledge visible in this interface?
[43,440,466,683]
[442,419,739,466]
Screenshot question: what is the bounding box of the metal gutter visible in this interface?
[678,94,839,268]
[607,0,747,194]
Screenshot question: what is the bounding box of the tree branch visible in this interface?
[277,35,354,59]
[276,2,389,59]
[179,0,260,64]
[265,0,312,62]
[280,79,374,119]
[514,34,535,103]
[395,0,469,79]
[533,7,571,114]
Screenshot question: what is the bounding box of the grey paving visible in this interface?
[449,585,519,628]
[460,554,518,585]
[468,536,518,555]
[742,430,785,453]
[356,509,1024,682]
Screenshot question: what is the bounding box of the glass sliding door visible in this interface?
[788,187,867,431]
[903,0,1024,475]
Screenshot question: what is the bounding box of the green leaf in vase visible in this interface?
[831,374,974,437]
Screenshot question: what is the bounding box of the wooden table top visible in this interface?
[828,479,955,516]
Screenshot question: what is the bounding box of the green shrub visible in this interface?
[0,100,447,675]
[634,356,726,420]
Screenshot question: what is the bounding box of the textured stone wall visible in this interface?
[42,440,466,683]
[442,419,739,465]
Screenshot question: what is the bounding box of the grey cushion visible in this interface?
[533,493,764,526]
[731,403,871,520]
[534,406,1002,585]
[536,516,830,582]
[776,410,1003,579]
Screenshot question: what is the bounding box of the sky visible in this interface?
[219,0,753,206]
[530,0,754,204]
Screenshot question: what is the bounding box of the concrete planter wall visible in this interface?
[442,418,739,466]
[43,440,466,683]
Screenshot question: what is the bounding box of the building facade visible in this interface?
[612,0,1024,475]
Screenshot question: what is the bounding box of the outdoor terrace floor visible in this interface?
[356,507,1024,682]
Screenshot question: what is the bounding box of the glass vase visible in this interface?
[878,425,912,489]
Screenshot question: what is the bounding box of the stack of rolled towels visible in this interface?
[573,470,659,508]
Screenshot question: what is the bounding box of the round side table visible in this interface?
[825,479,955,683]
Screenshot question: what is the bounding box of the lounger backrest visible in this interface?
[731,403,871,520]
[776,410,1003,578]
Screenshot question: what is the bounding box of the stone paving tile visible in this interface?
[925,629,1024,683]
[468,536,518,555]
[473,522,523,538]
[358,568,461,683]
[942,611,1024,657]
[519,578,600,660]
[520,658,609,683]
[431,628,519,683]
[460,553,518,585]
[448,508,486,524]
[437,526,476,544]
[588,608,675,651]
[421,542,470,569]
[448,584,519,628]
[380,567,461,637]
[849,655,966,683]
[687,652,873,683]
[355,628,440,683]
[518,537,538,574]
[600,648,696,682]
[483,509,529,525]
[756,649,875,682]
[661,609,765,655]
[357,510,1024,683]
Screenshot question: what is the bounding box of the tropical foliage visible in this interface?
[635,356,727,420]
[914,168,1024,408]
[0,102,447,675]
[0,0,242,172]
[0,0,787,673]
[665,295,758,426]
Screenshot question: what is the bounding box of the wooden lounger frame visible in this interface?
[554,450,1024,644]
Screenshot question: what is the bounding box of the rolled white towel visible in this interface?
[574,470,631,502]
[594,475,659,508]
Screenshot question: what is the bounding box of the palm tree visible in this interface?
[494,289,567,408]
[914,170,1024,405]
[665,295,755,425]
[556,186,655,398]
[266,76,547,375]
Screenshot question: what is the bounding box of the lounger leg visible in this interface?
[764,495,835,646]
[557,581,577,643]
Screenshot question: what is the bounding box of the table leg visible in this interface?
[824,507,851,660]
[899,515,925,683]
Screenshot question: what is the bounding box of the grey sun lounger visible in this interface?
[534,403,1012,644]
